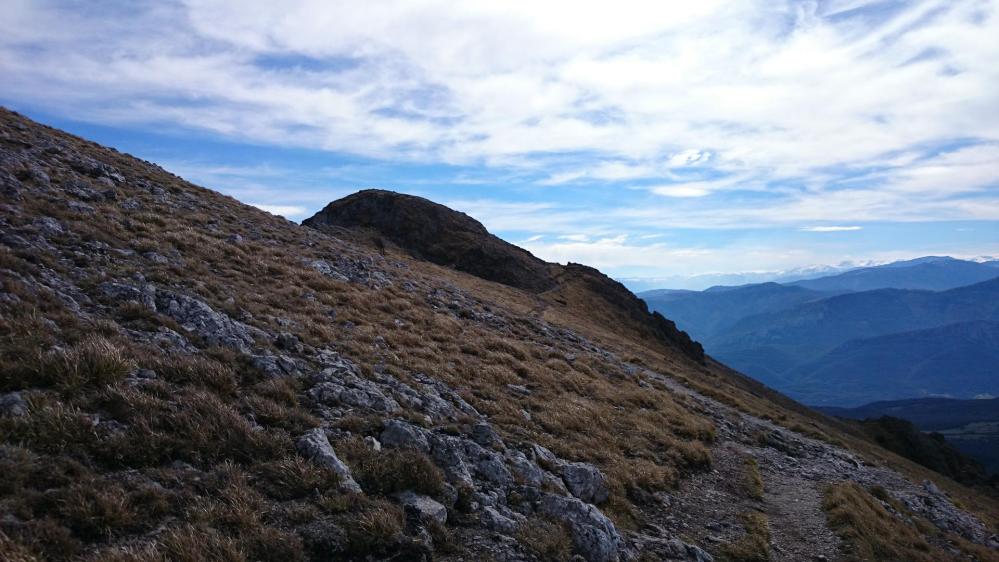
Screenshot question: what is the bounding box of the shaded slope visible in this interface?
[819,397,999,431]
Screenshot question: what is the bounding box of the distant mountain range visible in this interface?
[787,256,999,292]
[620,255,999,292]
[640,257,999,406]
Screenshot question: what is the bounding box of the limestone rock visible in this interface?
[563,462,609,505]
[296,428,363,494]
[538,493,622,562]
[0,392,28,417]
[154,290,262,353]
[381,419,431,453]
[397,491,448,524]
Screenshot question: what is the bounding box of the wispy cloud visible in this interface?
[250,204,308,218]
[1,1,997,278]
[800,225,863,232]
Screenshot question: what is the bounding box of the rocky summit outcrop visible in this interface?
[304,189,557,293]
[1,107,996,562]
[305,189,704,363]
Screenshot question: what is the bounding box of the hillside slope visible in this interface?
[1,108,996,562]
[821,398,999,475]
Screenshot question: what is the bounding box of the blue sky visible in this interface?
[2,0,998,288]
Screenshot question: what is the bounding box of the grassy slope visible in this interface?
[0,107,995,560]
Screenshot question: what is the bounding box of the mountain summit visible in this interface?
[304,189,557,293]
[305,189,705,363]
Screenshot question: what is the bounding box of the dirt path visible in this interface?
[628,367,996,561]
[763,460,841,561]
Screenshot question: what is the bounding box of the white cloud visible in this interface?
[800,226,863,232]
[651,184,712,198]
[2,0,996,176]
[666,150,711,167]
[250,203,308,218]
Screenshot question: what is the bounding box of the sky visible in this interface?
[2,0,998,289]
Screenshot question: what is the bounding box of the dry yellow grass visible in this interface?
[1,107,996,559]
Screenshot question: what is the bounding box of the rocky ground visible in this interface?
[638,370,999,561]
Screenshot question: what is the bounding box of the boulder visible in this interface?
[538,494,622,562]
[471,422,502,448]
[97,281,156,310]
[475,456,513,487]
[507,451,546,487]
[296,428,363,494]
[380,420,431,453]
[251,353,300,378]
[662,538,714,561]
[155,290,261,353]
[0,392,28,417]
[563,462,609,504]
[480,505,520,534]
[308,371,400,413]
[397,491,448,524]
[430,434,475,487]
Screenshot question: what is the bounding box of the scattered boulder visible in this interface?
[251,353,300,378]
[32,216,63,236]
[538,493,623,562]
[0,392,28,417]
[471,422,502,448]
[481,505,520,534]
[661,538,714,562]
[296,428,363,494]
[397,491,448,524]
[308,370,400,413]
[430,434,475,488]
[155,290,262,353]
[97,281,156,310]
[563,462,609,504]
[380,419,431,453]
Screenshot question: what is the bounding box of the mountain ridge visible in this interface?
[304,189,706,363]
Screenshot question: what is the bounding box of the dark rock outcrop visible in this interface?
[304,189,556,293]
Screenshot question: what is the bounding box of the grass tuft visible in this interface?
[517,516,573,562]
[720,511,770,562]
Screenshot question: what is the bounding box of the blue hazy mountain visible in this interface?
[787,256,999,292]
[640,258,999,407]
[637,282,832,342]
[780,320,999,406]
